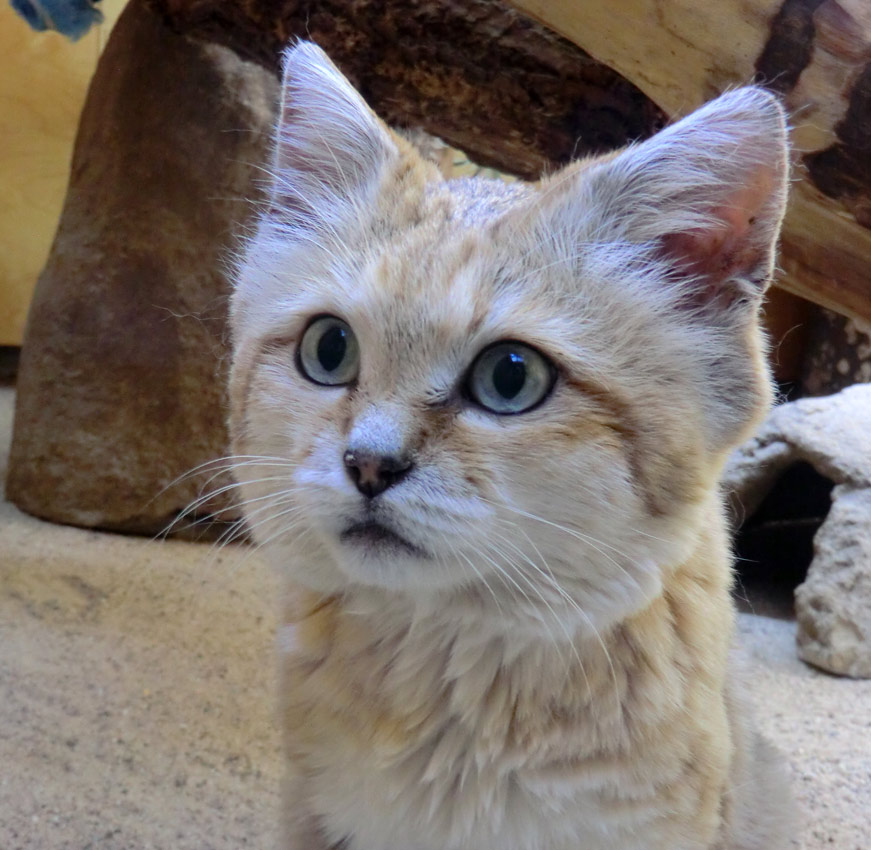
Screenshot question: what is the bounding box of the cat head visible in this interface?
[230,42,788,635]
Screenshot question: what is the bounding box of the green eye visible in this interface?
[298,316,360,386]
[467,341,555,414]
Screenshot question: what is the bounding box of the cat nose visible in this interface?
[343,450,413,499]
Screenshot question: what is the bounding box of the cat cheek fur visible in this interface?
[229,41,792,850]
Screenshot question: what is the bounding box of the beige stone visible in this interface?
[6,0,278,534]
[724,384,871,677]
[796,487,871,678]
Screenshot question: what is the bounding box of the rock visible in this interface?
[723,384,871,677]
[795,488,871,678]
[5,0,279,535]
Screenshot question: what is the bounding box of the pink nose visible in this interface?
[343,450,413,499]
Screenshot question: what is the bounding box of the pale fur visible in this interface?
[229,42,792,850]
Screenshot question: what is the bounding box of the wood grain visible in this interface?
[508,0,871,323]
[140,0,871,323]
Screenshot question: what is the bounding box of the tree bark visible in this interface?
[148,0,871,325]
[148,0,667,177]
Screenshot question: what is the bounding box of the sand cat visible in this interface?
[230,41,791,850]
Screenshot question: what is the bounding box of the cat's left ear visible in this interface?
[269,41,400,229]
[554,87,789,308]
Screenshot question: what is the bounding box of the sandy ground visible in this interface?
[1,384,869,849]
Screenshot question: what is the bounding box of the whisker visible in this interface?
[153,454,294,499]
[208,491,303,556]
[162,475,297,536]
[201,505,310,587]
[497,530,621,717]
[150,455,297,539]
[483,498,645,593]
[437,531,505,619]
[484,539,579,681]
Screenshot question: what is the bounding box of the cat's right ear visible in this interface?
[269,41,400,230]
[532,87,789,313]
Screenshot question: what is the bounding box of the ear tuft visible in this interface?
[270,41,399,229]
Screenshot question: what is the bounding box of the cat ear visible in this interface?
[561,87,789,307]
[270,41,400,229]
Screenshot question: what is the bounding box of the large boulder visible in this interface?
[6,0,279,535]
[724,384,871,677]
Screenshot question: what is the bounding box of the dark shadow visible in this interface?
[732,461,834,619]
[0,347,20,385]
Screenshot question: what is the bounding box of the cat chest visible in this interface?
[284,662,714,850]
[303,737,710,850]
[280,605,724,850]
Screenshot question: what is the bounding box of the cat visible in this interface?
[229,41,792,850]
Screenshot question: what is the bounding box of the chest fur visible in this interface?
[279,580,733,850]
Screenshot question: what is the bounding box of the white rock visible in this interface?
[723,384,871,678]
[796,487,871,678]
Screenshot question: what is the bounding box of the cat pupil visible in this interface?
[493,352,526,399]
[318,326,347,372]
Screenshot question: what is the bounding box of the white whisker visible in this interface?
[499,529,622,719]
[484,538,581,683]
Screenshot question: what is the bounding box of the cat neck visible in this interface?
[280,521,734,737]
[279,487,723,664]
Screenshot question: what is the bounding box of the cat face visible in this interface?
[230,43,788,636]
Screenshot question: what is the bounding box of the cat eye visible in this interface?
[467,341,555,415]
[297,315,360,386]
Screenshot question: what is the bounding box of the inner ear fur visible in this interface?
[657,160,786,308]
[547,87,789,311]
[270,41,400,226]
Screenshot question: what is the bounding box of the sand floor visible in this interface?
[1,385,869,849]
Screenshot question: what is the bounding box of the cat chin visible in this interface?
[265,524,463,594]
[327,546,468,593]
[339,519,429,559]
[282,532,666,636]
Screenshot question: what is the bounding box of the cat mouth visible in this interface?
[340,521,427,557]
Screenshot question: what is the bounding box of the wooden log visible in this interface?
[508,0,871,324]
[147,0,871,323]
[147,0,666,176]
[761,287,815,388]
[800,308,871,395]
